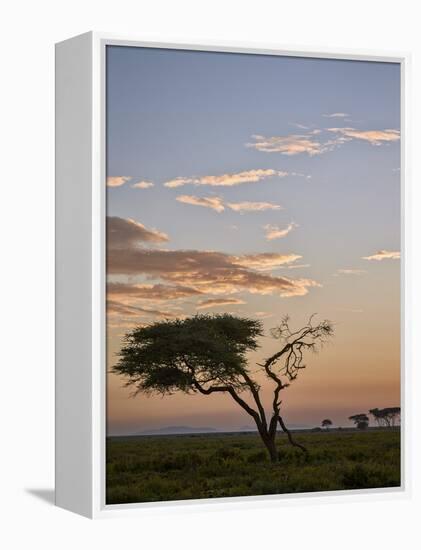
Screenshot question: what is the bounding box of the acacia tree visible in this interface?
[369,407,400,427]
[113,313,333,463]
[384,407,401,427]
[349,413,369,430]
[369,408,382,427]
[322,419,332,430]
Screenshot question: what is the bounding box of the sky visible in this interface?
[105,45,401,435]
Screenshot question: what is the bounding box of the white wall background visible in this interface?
[1,0,419,547]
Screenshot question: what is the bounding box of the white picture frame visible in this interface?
[55,31,410,518]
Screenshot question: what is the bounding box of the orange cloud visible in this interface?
[327,127,400,145]
[196,297,246,309]
[107,282,203,301]
[164,169,287,188]
[233,252,302,271]
[176,195,225,212]
[131,180,154,189]
[247,134,327,156]
[247,126,400,156]
[335,268,366,275]
[176,196,282,214]
[286,264,310,270]
[107,300,176,319]
[164,178,196,189]
[227,201,282,213]
[107,217,169,248]
[108,248,318,298]
[107,176,132,187]
[264,222,298,240]
[362,250,400,261]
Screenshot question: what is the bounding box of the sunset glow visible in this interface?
[106,46,400,436]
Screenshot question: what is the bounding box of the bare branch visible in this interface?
[240,371,268,430]
[192,379,262,427]
[262,315,333,384]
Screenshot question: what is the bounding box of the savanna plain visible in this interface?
[106,428,400,504]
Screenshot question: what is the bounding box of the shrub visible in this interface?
[247,450,267,464]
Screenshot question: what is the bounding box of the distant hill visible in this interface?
[135,425,218,436]
[239,423,310,431]
[134,423,311,436]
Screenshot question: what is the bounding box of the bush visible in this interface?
[214,447,243,461]
[342,464,370,489]
[247,450,267,464]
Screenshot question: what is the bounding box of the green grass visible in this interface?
[106,429,400,504]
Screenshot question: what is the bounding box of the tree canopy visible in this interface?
[115,314,263,396]
[349,413,369,424]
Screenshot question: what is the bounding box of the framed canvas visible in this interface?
[55,32,410,518]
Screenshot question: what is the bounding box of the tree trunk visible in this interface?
[252,419,279,463]
[262,435,279,463]
[260,433,278,463]
[278,415,308,454]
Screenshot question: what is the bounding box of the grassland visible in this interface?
[106,429,400,504]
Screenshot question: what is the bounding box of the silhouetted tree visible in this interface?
[321,419,332,430]
[369,407,401,428]
[349,413,369,430]
[369,408,383,427]
[385,407,401,427]
[113,313,333,463]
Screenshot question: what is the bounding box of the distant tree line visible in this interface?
[320,407,400,431]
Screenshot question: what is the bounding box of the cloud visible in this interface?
[196,297,246,309]
[107,176,132,187]
[327,127,400,145]
[176,196,282,214]
[362,250,400,261]
[289,122,310,130]
[286,263,310,270]
[335,268,366,275]
[246,134,328,156]
[107,216,169,249]
[290,172,312,179]
[107,319,143,330]
[264,222,298,240]
[227,201,282,213]
[163,177,193,188]
[195,169,286,186]
[232,252,302,271]
[106,218,317,300]
[132,180,154,189]
[322,113,349,118]
[176,195,225,212]
[247,125,400,156]
[108,248,318,298]
[107,299,176,319]
[164,169,287,188]
[107,282,203,301]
